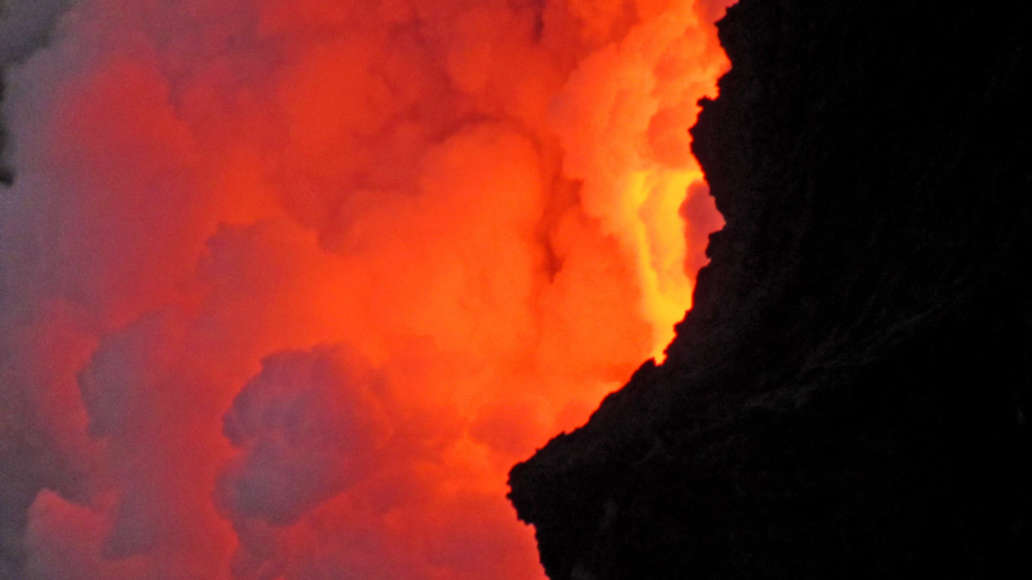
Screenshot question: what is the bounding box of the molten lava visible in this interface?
[1,0,732,578]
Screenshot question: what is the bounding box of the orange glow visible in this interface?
[2,0,732,578]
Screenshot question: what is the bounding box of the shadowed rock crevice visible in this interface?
[509,1,1031,578]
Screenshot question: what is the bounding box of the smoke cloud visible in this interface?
[1,0,732,577]
[0,0,75,64]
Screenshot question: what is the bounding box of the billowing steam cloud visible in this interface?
[1,0,731,577]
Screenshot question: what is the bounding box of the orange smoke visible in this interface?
[0,0,731,578]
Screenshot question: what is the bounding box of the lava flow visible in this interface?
[0,0,731,578]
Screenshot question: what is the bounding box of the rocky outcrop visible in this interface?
[509,2,1031,578]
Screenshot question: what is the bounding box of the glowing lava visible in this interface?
[0,0,732,578]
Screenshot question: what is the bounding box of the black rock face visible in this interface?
[509,2,1031,578]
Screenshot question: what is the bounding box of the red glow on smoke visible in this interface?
[1,0,731,577]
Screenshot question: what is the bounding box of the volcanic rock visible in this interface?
[509,1,1032,578]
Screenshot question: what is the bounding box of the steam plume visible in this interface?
[0,0,732,577]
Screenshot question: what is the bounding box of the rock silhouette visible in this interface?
[509,1,1032,578]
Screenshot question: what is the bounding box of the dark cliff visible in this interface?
[509,2,1031,579]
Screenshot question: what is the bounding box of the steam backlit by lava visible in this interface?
[0,0,731,577]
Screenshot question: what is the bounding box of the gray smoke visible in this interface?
[0,2,78,574]
[1,0,74,65]
[1,0,75,183]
